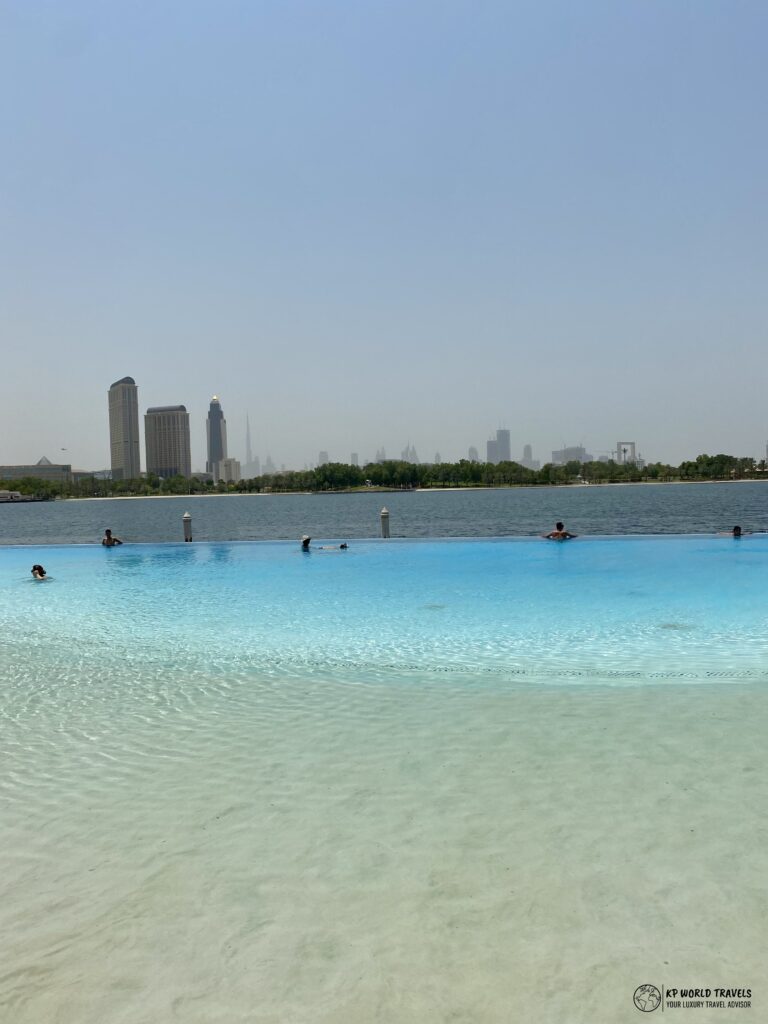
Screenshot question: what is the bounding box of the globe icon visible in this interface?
[634,985,661,1012]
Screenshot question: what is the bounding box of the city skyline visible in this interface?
[11,369,768,475]
[6,367,768,474]
[2,4,767,469]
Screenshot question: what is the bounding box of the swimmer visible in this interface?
[31,564,47,579]
[300,535,311,551]
[544,521,577,540]
[102,529,123,547]
[718,525,751,537]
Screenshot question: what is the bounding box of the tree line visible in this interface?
[2,453,766,499]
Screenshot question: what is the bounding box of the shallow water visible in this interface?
[4,536,768,684]
[2,539,767,1022]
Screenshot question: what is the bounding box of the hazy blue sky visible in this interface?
[2,1,766,470]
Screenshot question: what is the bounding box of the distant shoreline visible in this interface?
[58,478,768,500]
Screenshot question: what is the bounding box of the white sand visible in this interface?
[2,675,765,1023]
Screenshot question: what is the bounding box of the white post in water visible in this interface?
[183,511,192,542]
[380,507,390,538]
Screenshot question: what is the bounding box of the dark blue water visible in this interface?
[1,482,765,545]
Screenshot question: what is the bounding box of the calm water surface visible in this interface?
[1,481,766,545]
[3,512,768,1021]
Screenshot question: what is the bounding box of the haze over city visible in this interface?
[2,2,766,471]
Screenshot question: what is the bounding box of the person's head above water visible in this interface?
[733,525,742,537]
[300,535,311,550]
[544,521,576,540]
[31,564,46,578]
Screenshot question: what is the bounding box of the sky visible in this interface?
[1,0,766,471]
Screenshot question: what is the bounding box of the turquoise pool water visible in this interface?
[2,538,767,1022]
[5,535,768,685]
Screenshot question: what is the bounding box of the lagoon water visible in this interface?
[2,498,768,1022]
[1,479,768,546]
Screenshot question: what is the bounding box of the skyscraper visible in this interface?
[145,406,191,478]
[108,376,141,480]
[219,457,241,483]
[520,444,540,470]
[495,429,511,462]
[242,415,260,477]
[206,396,228,480]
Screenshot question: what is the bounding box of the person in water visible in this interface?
[301,535,311,551]
[544,522,577,540]
[31,564,47,579]
[102,529,123,547]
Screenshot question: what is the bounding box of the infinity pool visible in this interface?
[5,535,768,686]
[2,538,767,1022]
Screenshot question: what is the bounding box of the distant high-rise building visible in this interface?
[318,451,329,466]
[245,414,253,467]
[520,444,540,470]
[551,445,592,466]
[350,452,359,466]
[401,444,418,463]
[242,416,260,477]
[495,429,511,462]
[219,457,241,483]
[108,376,141,481]
[145,406,191,478]
[264,455,276,474]
[434,452,441,464]
[486,439,499,463]
[375,447,387,463]
[206,396,228,480]
[468,446,479,462]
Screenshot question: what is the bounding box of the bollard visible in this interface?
[183,511,192,542]
[380,507,390,539]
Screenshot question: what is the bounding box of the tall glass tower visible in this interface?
[108,376,141,480]
[206,395,228,480]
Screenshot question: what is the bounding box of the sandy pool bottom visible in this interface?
[1,674,766,1024]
